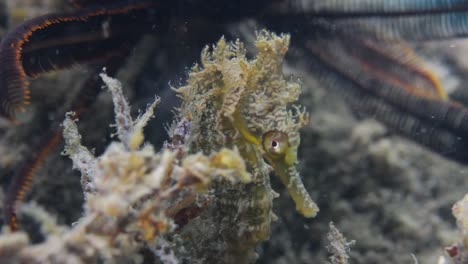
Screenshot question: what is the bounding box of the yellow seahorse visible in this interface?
[172,31,318,263]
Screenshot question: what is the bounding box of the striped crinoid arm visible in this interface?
[303,36,468,163]
[0,1,154,120]
[3,54,128,232]
[280,0,468,14]
[324,11,468,41]
[357,40,448,100]
[265,0,468,42]
[4,130,62,232]
[326,36,448,101]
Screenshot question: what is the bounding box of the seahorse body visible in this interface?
[172,31,318,263]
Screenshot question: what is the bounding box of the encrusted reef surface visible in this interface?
[0,2,468,264]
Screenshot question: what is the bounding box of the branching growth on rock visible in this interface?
[0,74,250,263]
[326,222,355,264]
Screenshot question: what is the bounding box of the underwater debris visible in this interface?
[326,222,355,264]
[170,30,317,263]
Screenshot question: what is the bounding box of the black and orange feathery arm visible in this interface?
[304,37,468,163]
[0,0,156,120]
[4,129,62,231]
[1,1,147,231]
[0,0,309,121]
[309,38,468,136]
[356,40,448,100]
[4,53,131,231]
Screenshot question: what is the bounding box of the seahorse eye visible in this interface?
[262,131,289,157]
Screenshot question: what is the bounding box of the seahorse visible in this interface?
[171,31,318,264]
